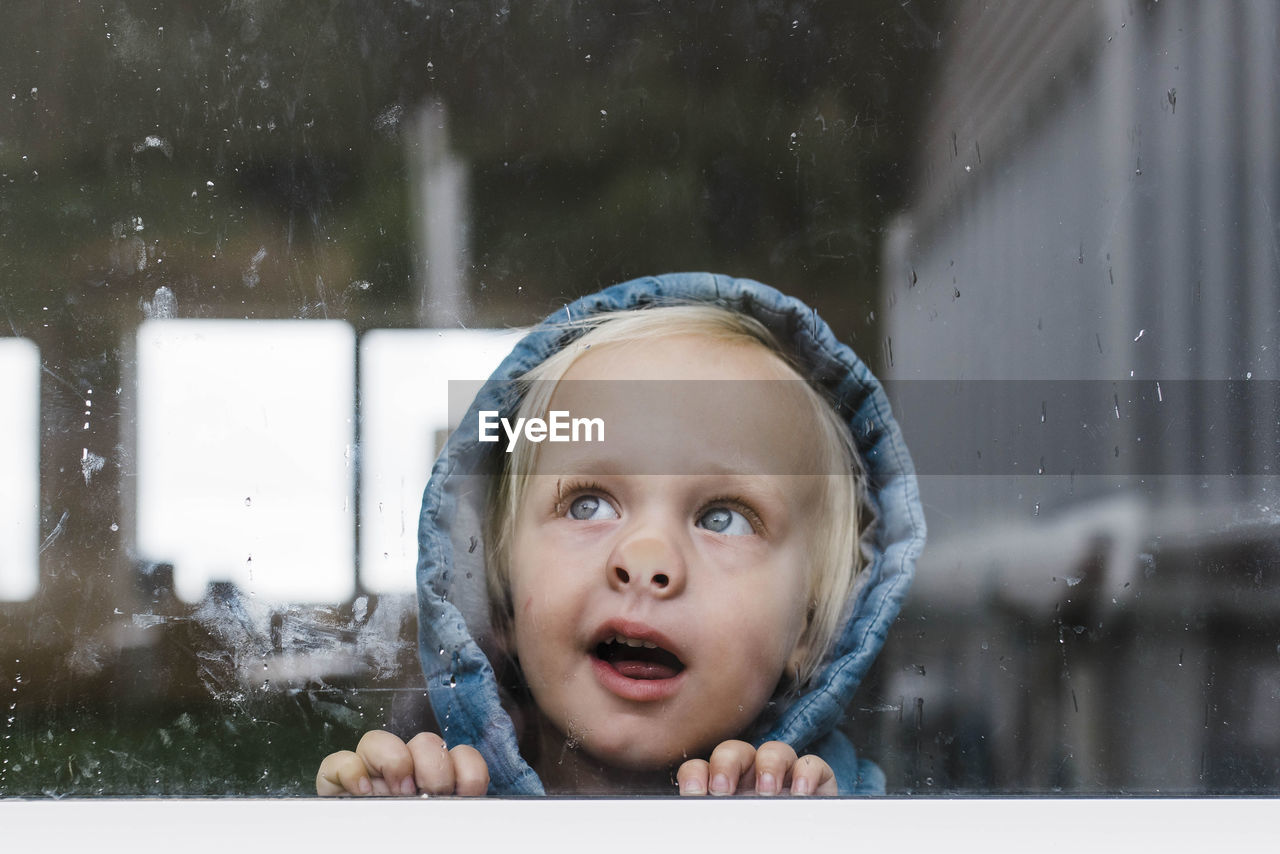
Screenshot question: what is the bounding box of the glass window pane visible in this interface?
[3,0,1279,803]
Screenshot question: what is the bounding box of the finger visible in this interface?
[449,745,490,796]
[356,729,417,796]
[404,732,454,795]
[753,741,799,797]
[706,740,757,796]
[789,754,838,797]
[368,776,397,796]
[676,759,710,796]
[316,750,373,797]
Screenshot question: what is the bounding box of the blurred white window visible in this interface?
[0,338,40,602]
[135,320,356,603]
[358,328,522,593]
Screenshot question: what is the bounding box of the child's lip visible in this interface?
[587,619,688,702]
[590,656,686,702]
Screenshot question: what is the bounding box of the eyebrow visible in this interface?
[534,445,824,478]
[532,454,631,478]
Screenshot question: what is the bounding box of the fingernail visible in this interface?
[400,777,417,796]
[793,776,812,796]
[757,772,778,796]
[710,773,732,795]
[681,778,706,795]
[357,777,372,795]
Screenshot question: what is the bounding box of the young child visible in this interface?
[317,273,925,796]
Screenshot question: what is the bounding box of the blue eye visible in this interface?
[697,506,754,535]
[568,494,618,521]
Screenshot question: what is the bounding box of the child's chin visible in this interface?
[579,734,707,772]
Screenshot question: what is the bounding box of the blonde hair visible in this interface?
[485,304,864,689]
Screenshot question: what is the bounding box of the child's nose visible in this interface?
[608,534,686,597]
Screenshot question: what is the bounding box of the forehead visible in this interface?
[562,333,797,383]
[534,335,829,480]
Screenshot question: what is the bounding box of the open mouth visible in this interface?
[592,634,685,681]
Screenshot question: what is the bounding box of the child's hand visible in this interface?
[315,730,489,796]
[676,740,837,796]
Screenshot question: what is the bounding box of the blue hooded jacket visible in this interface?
[415,273,925,795]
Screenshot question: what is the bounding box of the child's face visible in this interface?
[506,335,826,770]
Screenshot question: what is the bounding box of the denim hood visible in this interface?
[416,273,925,794]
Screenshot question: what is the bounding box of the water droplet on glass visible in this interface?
[244,497,252,507]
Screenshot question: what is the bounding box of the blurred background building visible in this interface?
[872,0,1280,792]
[1,0,1277,794]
